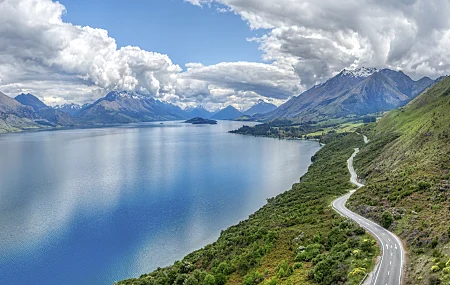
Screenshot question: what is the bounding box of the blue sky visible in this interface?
[59,0,263,68]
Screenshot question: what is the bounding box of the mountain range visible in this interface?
[0,67,444,133]
[15,93,75,127]
[76,91,188,124]
[258,67,440,122]
[0,91,279,132]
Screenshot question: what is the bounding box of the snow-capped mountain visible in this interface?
[54,103,84,116]
[262,68,439,121]
[341,67,379,78]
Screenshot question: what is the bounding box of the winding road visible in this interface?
[332,136,405,285]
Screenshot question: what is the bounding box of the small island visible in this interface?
[184,117,217,125]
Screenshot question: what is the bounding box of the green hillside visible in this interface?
[118,133,378,285]
[348,76,450,284]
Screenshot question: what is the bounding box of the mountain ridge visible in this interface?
[260,68,439,122]
[76,91,188,124]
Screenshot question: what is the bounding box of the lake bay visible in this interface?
[0,121,320,285]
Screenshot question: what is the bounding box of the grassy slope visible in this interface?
[348,76,450,284]
[118,133,378,285]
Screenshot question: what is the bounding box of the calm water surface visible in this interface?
[0,121,320,285]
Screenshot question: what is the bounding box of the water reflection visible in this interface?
[0,121,320,285]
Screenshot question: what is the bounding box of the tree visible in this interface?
[184,276,198,285]
[381,211,394,229]
[204,274,215,285]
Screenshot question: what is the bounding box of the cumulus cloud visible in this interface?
[187,0,450,83]
[0,0,181,104]
[0,0,298,109]
[177,61,299,109]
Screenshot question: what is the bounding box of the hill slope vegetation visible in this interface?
[347,76,450,284]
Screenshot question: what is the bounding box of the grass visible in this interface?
[117,133,378,285]
[230,116,380,142]
[305,122,363,137]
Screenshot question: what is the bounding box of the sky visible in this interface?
[1,0,450,110]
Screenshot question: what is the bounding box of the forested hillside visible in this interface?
[348,76,450,284]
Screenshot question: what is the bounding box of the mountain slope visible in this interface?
[0,92,38,132]
[263,67,437,122]
[244,100,277,116]
[54,103,84,116]
[77,91,188,124]
[185,106,212,119]
[15,93,74,127]
[15,93,48,111]
[347,76,450,284]
[211,106,243,120]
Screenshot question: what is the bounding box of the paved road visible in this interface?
[332,145,405,285]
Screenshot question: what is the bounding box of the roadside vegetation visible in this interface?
[347,76,450,284]
[118,133,378,285]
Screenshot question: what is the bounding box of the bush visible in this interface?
[204,274,215,285]
[184,276,198,285]
[243,271,264,285]
[431,265,441,272]
[418,180,431,190]
[381,211,394,228]
[295,244,323,262]
[431,237,439,249]
[428,276,441,285]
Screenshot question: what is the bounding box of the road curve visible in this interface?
[332,145,405,285]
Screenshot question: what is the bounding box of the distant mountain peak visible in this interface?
[341,67,379,78]
[244,100,277,116]
[211,105,243,120]
[55,103,82,110]
[15,93,48,111]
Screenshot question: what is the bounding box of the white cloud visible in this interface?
[0,0,182,103]
[1,0,450,110]
[188,0,450,82]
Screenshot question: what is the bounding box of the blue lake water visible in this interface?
[0,121,320,285]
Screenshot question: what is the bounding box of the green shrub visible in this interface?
[431,265,440,272]
[381,211,394,228]
[295,244,323,262]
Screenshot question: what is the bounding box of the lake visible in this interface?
[0,121,321,285]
